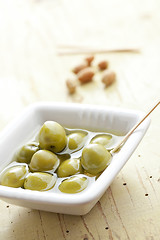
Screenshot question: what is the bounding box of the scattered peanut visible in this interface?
[72,62,88,74]
[66,79,76,94]
[101,70,116,87]
[78,67,94,84]
[66,56,116,92]
[98,60,109,70]
[85,55,94,66]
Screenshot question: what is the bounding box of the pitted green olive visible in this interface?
[81,143,111,175]
[67,132,86,150]
[16,142,40,164]
[29,150,59,172]
[90,134,112,147]
[57,154,71,164]
[24,172,56,191]
[57,158,83,177]
[58,176,88,193]
[0,165,28,188]
[39,121,67,153]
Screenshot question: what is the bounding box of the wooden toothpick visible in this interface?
[111,100,160,153]
[57,48,140,56]
[56,44,140,55]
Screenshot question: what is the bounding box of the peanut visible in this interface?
[66,79,76,94]
[85,55,94,66]
[101,70,116,87]
[78,67,94,84]
[72,62,88,74]
[98,60,109,70]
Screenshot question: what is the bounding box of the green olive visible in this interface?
[16,142,40,164]
[67,132,86,151]
[24,172,56,191]
[57,158,83,177]
[57,154,71,164]
[58,176,88,193]
[81,144,111,175]
[39,121,67,153]
[90,134,112,147]
[0,165,28,188]
[29,150,59,172]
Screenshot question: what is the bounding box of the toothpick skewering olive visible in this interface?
[81,143,111,175]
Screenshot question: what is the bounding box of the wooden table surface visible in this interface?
[0,0,160,239]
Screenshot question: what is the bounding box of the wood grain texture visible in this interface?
[0,0,160,239]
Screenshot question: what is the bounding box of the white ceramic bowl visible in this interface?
[0,102,150,215]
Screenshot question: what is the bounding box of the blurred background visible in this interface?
[0,0,160,127]
[0,0,160,239]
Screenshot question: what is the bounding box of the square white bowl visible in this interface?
[0,102,150,215]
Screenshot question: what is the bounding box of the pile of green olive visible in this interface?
[0,121,113,194]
